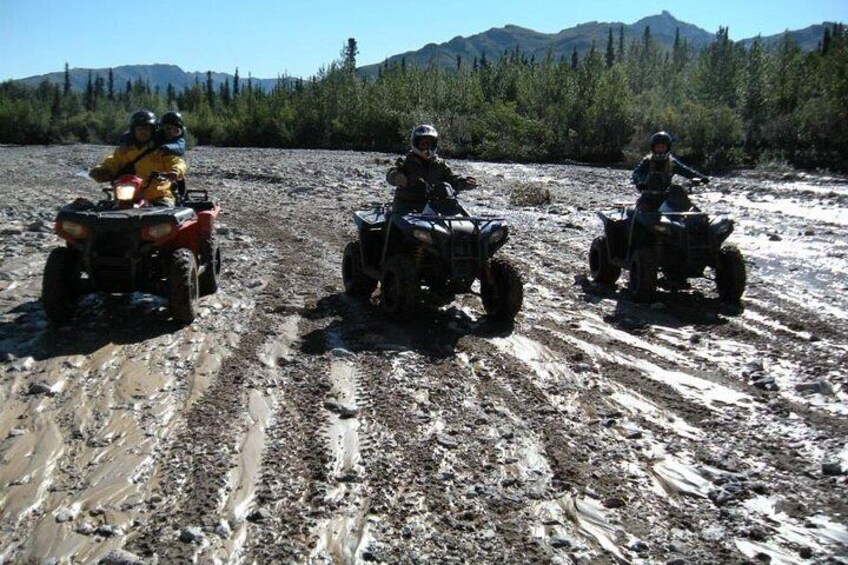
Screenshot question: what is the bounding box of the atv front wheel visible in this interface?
[481,257,524,322]
[380,255,418,320]
[168,248,199,324]
[589,236,621,285]
[342,241,377,297]
[199,235,221,296]
[716,245,746,304]
[629,247,657,303]
[42,247,81,323]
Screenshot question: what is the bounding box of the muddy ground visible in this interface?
[0,145,846,564]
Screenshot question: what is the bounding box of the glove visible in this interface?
[701,177,710,185]
[390,171,407,188]
[89,166,113,183]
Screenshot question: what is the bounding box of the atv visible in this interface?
[342,181,523,321]
[589,178,745,304]
[41,173,221,324]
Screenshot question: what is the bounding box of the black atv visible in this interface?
[342,182,523,321]
[589,179,745,304]
[42,174,221,325]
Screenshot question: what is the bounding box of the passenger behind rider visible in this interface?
[89,110,187,207]
[631,131,709,213]
[386,124,477,214]
[157,111,187,157]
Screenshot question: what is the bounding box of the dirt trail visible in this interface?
[0,145,846,564]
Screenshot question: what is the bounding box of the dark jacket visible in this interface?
[631,154,704,191]
[386,152,472,212]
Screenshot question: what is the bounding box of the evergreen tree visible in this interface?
[206,71,215,103]
[342,38,359,73]
[605,27,615,67]
[571,47,578,70]
[233,68,240,97]
[63,62,71,96]
[107,68,114,100]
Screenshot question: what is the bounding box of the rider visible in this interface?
[631,131,709,212]
[386,124,477,214]
[89,110,186,206]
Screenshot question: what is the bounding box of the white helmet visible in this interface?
[411,124,438,160]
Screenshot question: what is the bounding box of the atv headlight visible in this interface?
[115,184,137,202]
[488,228,507,244]
[412,229,433,245]
[143,223,175,241]
[59,221,88,239]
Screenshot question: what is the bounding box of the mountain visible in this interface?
[358,11,831,76]
[12,13,836,91]
[15,64,290,93]
[739,22,837,51]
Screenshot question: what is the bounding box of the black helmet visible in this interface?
[160,111,184,129]
[650,131,672,160]
[129,110,156,129]
[411,124,438,160]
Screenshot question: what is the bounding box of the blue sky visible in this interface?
[1,0,846,81]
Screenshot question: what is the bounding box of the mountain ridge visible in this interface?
[12,12,836,92]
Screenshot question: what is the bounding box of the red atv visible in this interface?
[41,174,221,324]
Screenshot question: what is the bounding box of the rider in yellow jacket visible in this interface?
[89,110,187,206]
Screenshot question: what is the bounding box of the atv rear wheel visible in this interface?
[629,247,658,303]
[716,245,746,304]
[199,235,221,296]
[168,248,199,324]
[380,255,418,320]
[589,236,621,285]
[481,257,524,322]
[42,247,81,323]
[342,241,377,297]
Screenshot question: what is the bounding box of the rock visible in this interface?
[26,220,50,233]
[603,497,627,509]
[179,526,205,543]
[55,507,79,523]
[1,227,23,236]
[742,359,765,376]
[795,381,835,396]
[550,537,572,549]
[629,540,649,552]
[324,400,358,419]
[821,462,843,476]
[95,524,120,537]
[750,375,779,391]
[8,428,26,438]
[768,233,782,241]
[74,522,95,535]
[27,381,57,396]
[329,347,355,358]
[247,508,272,523]
[436,435,459,449]
[98,549,146,565]
[215,519,232,538]
[798,546,813,559]
[700,525,726,541]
